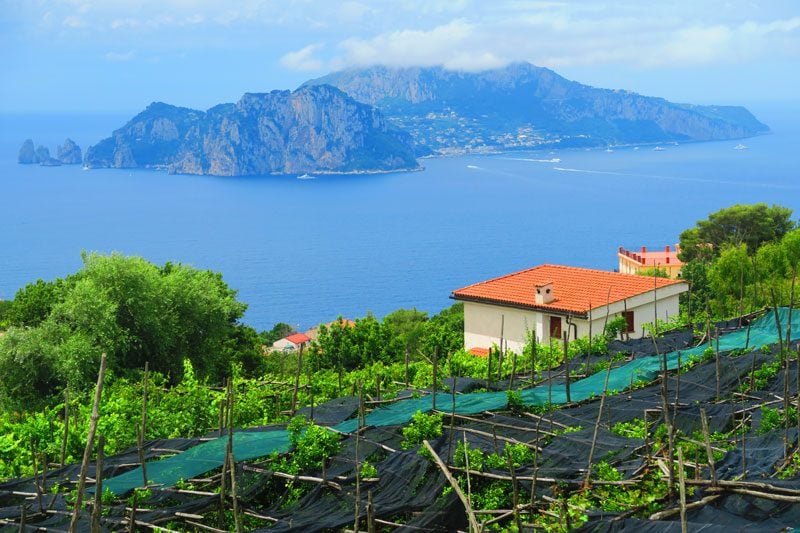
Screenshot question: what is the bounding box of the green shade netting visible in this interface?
[103,308,799,495]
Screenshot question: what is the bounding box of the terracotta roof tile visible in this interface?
[452,264,687,316]
[469,347,490,358]
[285,333,311,344]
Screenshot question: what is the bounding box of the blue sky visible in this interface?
[2,0,798,112]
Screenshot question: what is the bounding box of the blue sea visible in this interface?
[1,103,799,332]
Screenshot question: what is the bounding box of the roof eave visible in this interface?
[451,293,590,319]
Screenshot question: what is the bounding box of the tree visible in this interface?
[7,278,74,327]
[260,322,295,346]
[382,308,427,356]
[707,244,753,317]
[0,253,256,408]
[421,303,464,358]
[636,267,669,278]
[679,204,794,262]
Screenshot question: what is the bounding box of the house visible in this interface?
[271,332,312,352]
[451,264,689,354]
[618,245,684,278]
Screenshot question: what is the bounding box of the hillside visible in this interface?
[85,85,419,176]
[304,63,770,154]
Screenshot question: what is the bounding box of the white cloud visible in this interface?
[334,19,507,71]
[280,44,325,71]
[104,50,136,62]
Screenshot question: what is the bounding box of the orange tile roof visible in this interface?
[285,333,311,345]
[452,264,687,317]
[469,347,490,358]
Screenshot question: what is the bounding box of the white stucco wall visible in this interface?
[272,338,299,351]
[461,283,686,353]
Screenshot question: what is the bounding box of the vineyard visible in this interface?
[3,308,800,531]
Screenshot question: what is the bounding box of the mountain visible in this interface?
[85,85,419,176]
[304,63,770,153]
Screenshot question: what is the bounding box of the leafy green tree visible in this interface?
[260,322,295,346]
[7,278,73,327]
[0,299,13,329]
[636,267,669,278]
[382,308,428,360]
[421,303,464,357]
[679,203,794,262]
[0,326,62,410]
[0,253,255,408]
[707,244,754,317]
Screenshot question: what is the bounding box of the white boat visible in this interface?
[605,148,614,153]
[734,143,748,150]
[297,173,315,180]
[82,165,90,171]
[653,146,665,151]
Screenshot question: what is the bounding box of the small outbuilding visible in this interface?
[452,264,688,354]
[271,332,312,352]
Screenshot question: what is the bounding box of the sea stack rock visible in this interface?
[35,145,51,163]
[57,138,82,164]
[18,139,36,163]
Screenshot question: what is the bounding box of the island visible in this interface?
[84,85,419,176]
[305,62,770,154]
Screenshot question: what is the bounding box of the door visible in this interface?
[623,311,635,333]
[549,316,562,340]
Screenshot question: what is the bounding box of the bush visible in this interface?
[401,411,443,450]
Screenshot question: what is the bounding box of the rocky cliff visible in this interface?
[304,63,770,152]
[85,85,419,176]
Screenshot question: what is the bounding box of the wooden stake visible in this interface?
[507,450,522,532]
[30,441,42,513]
[563,332,570,404]
[91,435,105,533]
[432,346,439,411]
[509,351,517,390]
[462,433,473,519]
[141,361,149,439]
[60,389,69,468]
[659,350,675,500]
[291,344,304,415]
[127,491,137,533]
[354,381,363,533]
[699,409,717,487]
[677,447,688,533]
[584,361,614,486]
[366,490,375,533]
[228,451,242,533]
[69,353,106,533]
[714,329,720,401]
[423,440,481,533]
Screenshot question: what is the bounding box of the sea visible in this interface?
[1,103,799,332]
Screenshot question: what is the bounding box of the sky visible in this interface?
[1,0,799,112]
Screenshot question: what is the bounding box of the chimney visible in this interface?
[641,246,647,253]
[666,256,670,264]
[535,282,554,305]
[665,245,671,253]
[618,246,623,254]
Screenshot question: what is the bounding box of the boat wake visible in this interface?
[502,157,561,163]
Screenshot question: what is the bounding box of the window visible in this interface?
[623,311,635,333]
[549,316,562,339]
